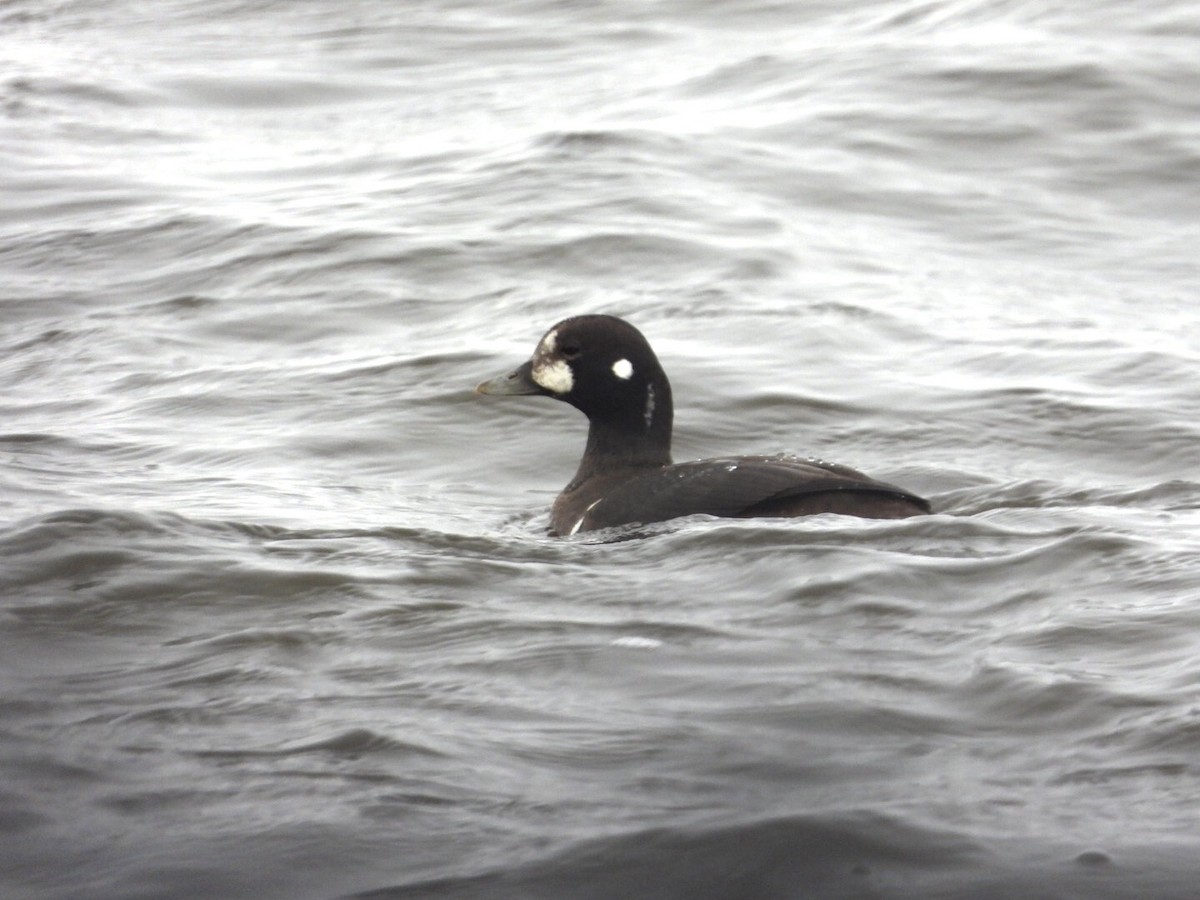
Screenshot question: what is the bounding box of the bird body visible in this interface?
[477,315,929,535]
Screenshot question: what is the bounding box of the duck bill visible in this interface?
[475,359,543,396]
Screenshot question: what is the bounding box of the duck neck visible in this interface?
[573,378,673,481]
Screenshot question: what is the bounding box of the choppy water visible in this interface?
[3,1,1200,898]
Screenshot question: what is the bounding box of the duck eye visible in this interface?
[561,344,582,360]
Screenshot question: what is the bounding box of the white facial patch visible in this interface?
[530,327,573,394]
[532,359,574,394]
[611,358,633,380]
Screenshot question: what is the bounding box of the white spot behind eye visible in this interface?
[611,358,633,380]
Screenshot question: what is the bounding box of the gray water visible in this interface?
[3,1,1200,898]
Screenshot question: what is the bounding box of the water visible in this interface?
[3,1,1200,897]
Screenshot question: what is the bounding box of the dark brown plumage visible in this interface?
[477,315,930,535]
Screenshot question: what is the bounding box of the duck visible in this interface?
[476,314,930,536]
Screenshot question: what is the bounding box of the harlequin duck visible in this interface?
[476,315,930,536]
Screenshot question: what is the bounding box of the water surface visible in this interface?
[3,1,1200,897]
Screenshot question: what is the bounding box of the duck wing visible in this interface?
[580,455,929,531]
